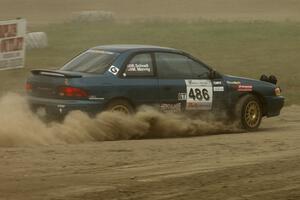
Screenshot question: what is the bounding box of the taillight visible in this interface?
[25,83,32,92]
[58,86,88,98]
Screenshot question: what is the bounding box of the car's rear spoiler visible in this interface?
[31,69,82,78]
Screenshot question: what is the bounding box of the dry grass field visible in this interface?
[1,0,300,25]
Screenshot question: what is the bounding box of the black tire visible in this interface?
[235,94,262,131]
[105,99,134,114]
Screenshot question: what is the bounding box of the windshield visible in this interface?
[60,50,118,73]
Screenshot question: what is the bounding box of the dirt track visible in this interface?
[0,105,299,200]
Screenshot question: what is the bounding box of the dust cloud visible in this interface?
[0,93,236,147]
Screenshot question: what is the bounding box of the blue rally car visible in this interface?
[26,45,284,130]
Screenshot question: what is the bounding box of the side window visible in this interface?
[155,52,209,79]
[156,53,192,78]
[125,53,154,76]
[189,59,210,78]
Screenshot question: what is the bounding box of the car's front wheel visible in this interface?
[105,99,134,114]
[235,94,262,131]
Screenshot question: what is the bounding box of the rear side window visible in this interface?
[125,53,154,76]
[155,52,209,79]
[60,50,118,73]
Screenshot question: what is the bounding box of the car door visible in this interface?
[117,52,159,107]
[155,52,215,112]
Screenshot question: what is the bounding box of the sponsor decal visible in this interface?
[108,65,119,75]
[213,81,222,85]
[187,102,211,109]
[185,79,213,111]
[160,103,181,113]
[237,85,253,92]
[226,81,241,85]
[213,86,224,92]
[186,102,199,109]
[187,79,211,86]
[178,92,187,101]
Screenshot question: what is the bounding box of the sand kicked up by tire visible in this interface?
[0,93,236,147]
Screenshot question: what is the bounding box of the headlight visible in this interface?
[275,87,281,96]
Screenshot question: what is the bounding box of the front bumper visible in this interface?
[265,96,285,117]
[27,96,106,117]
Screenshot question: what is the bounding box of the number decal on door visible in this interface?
[185,80,213,110]
[188,88,210,101]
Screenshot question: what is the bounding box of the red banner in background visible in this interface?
[0,23,17,38]
[0,19,26,70]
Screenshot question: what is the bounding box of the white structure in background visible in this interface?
[72,10,115,22]
[0,18,26,70]
[25,32,48,50]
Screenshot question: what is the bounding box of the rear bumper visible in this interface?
[27,96,106,117]
[265,96,285,117]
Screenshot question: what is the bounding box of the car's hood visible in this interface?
[223,75,275,87]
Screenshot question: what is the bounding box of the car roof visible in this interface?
[91,44,181,53]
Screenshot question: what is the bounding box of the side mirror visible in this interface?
[209,70,217,79]
[260,74,277,85]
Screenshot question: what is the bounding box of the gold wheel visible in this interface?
[106,99,134,114]
[235,94,263,131]
[244,100,261,128]
[110,104,130,114]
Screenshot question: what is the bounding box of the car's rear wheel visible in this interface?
[235,94,262,131]
[105,99,134,114]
